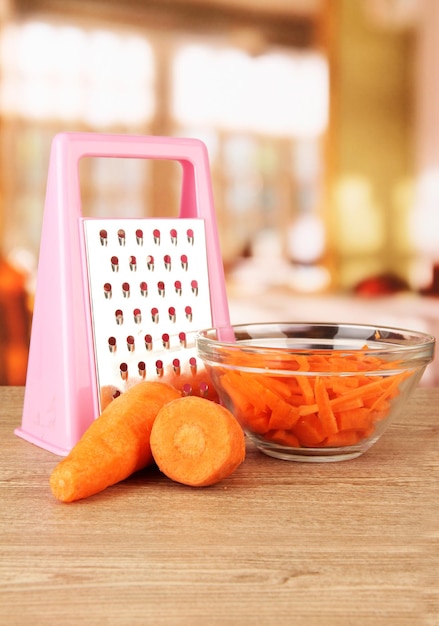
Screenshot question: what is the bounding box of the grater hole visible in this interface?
[164,254,171,271]
[191,279,198,295]
[187,229,194,244]
[170,228,177,244]
[111,256,119,272]
[138,361,146,378]
[156,359,164,377]
[179,331,187,347]
[136,229,143,245]
[168,306,176,322]
[118,229,126,246]
[115,309,123,325]
[151,307,159,323]
[127,335,135,352]
[185,305,193,321]
[147,255,154,271]
[108,336,117,353]
[129,255,137,271]
[100,229,108,246]
[104,283,112,299]
[140,281,148,297]
[181,254,188,270]
[199,381,209,398]
[182,383,192,396]
[120,362,128,380]
[174,280,182,295]
[144,334,153,350]
[157,280,165,296]
[122,282,130,298]
[162,333,170,349]
[153,228,161,244]
[133,308,141,324]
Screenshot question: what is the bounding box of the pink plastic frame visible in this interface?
[16,132,230,455]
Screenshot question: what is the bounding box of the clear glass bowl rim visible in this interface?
[196,321,436,371]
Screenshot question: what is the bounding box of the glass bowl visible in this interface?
[196,322,435,462]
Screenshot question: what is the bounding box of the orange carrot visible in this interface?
[99,384,121,411]
[319,430,362,447]
[264,429,300,448]
[293,414,326,446]
[314,377,338,436]
[150,396,246,487]
[50,381,181,502]
[212,350,412,450]
[220,371,253,415]
[336,407,373,432]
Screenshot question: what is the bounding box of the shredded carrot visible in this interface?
[293,414,326,446]
[267,402,300,431]
[213,349,412,450]
[314,377,338,436]
[150,396,246,487]
[296,375,315,405]
[319,430,363,447]
[264,429,301,448]
[336,407,373,432]
[50,381,181,502]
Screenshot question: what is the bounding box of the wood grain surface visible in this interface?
[1,386,438,626]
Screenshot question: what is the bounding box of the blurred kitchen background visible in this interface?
[1,0,438,385]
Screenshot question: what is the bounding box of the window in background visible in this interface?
[0,18,329,295]
[172,41,330,290]
[0,21,154,125]
[0,20,155,266]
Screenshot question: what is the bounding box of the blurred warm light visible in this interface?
[391,178,414,253]
[411,168,439,260]
[333,177,385,255]
[287,213,326,264]
[172,45,328,137]
[0,21,155,126]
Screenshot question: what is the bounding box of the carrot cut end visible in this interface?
[150,396,246,487]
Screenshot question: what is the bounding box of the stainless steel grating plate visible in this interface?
[83,218,213,404]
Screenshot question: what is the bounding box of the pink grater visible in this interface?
[16,132,230,456]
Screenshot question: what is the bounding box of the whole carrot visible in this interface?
[50,381,181,502]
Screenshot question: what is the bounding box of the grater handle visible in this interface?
[52,131,230,326]
[54,132,213,221]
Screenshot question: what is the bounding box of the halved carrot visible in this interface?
[50,381,181,502]
[150,396,246,487]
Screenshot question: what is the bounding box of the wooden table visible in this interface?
[1,386,438,626]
